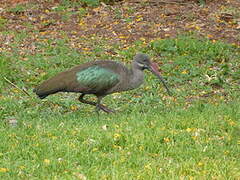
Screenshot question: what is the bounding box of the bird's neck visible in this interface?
[128,64,144,90]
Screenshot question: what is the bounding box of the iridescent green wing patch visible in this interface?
[76,66,119,91]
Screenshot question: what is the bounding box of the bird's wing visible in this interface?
[75,65,120,93]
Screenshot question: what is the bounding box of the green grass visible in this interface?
[0,98,240,179]
[0,34,240,179]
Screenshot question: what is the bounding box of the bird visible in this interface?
[34,53,171,113]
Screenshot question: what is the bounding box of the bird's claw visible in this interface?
[97,104,115,113]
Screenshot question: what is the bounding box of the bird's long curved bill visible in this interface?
[150,63,172,96]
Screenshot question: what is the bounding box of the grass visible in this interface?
[0,33,240,179]
[0,98,240,179]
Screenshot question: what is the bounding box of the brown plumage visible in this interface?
[34,53,171,113]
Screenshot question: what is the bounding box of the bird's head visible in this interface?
[133,53,152,70]
[133,53,172,95]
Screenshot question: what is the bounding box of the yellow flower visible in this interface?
[113,133,121,140]
[0,168,8,173]
[224,150,230,155]
[163,137,170,143]
[119,35,126,39]
[70,105,78,111]
[139,145,144,151]
[181,70,188,74]
[40,31,47,35]
[144,163,152,170]
[136,17,143,22]
[79,20,85,26]
[207,34,213,38]
[228,120,236,126]
[44,159,50,165]
[144,86,150,90]
[113,145,122,150]
[195,25,201,30]
[92,148,98,152]
[19,166,25,170]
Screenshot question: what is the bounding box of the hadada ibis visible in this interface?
[34,53,171,113]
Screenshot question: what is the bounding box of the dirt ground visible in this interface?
[0,0,239,54]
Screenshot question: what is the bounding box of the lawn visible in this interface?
[0,0,240,179]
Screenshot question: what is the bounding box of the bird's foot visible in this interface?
[96,104,115,113]
[100,105,115,113]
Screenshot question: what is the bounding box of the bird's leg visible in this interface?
[78,94,96,106]
[78,94,115,113]
[95,96,102,115]
[99,105,115,113]
[96,96,115,113]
